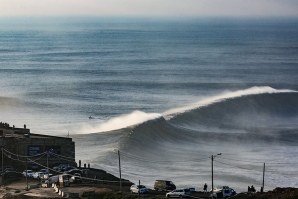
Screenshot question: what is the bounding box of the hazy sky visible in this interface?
[0,0,298,17]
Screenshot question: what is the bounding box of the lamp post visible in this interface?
[47,150,49,187]
[26,158,28,191]
[211,153,222,198]
[1,146,3,174]
[118,150,122,192]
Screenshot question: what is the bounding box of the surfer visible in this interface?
[89,116,93,119]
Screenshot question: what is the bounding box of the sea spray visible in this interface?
[73,91,298,192]
[79,110,162,134]
[78,86,297,134]
[163,86,297,118]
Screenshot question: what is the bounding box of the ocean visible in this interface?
[0,17,298,192]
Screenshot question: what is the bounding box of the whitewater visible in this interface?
[0,17,298,192]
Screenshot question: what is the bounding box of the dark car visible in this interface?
[65,169,82,175]
[69,173,82,184]
[2,171,23,179]
[154,180,176,191]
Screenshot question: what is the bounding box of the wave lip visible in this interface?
[80,110,162,134]
[163,86,297,118]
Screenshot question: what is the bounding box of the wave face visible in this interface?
[169,92,298,132]
[74,90,298,192]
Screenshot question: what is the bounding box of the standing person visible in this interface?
[204,183,208,193]
[251,185,256,192]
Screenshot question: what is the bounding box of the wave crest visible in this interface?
[80,110,162,134]
[163,86,296,118]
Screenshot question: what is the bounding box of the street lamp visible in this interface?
[211,153,222,198]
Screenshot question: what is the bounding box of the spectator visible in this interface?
[203,183,208,193]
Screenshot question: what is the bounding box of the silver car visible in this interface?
[166,189,191,198]
[130,185,149,194]
[22,170,34,178]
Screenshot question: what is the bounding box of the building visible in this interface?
[0,122,75,171]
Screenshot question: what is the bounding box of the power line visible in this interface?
[49,151,75,161]
[119,151,209,163]
[214,160,262,172]
[3,148,46,158]
[3,151,27,163]
[220,156,298,165]
[49,153,76,162]
[220,157,265,164]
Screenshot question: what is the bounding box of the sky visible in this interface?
[0,0,298,17]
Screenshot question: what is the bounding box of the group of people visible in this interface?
[0,122,10,128]
[248,185,256,193]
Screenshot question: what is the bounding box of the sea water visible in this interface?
[0,17,298,192]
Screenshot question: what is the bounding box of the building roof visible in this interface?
[0,125,72,141]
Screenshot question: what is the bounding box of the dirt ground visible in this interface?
[0,179,129,199]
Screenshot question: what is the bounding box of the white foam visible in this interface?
[79,110,162,134]
[163,86,296,118]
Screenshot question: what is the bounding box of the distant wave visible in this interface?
[163,86,296,118]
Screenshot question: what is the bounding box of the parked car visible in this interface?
[22,170,34,178]
[154,180,176,191]
[65,169,82,175]
[189,188,195,192]
[166,189,191,198]
[33,171,44,179]
[1,167,15,173]
[41,173,53,180]
[53,164,73,172]
[130,184,149,194]
[210,186,236,198]
[39,169,49,173]
[45,175,59,185]
[69,173,82,184]
[3,167,15,172]
[2,171,23,179]
[33,168,50,179]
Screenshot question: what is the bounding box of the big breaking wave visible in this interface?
[80,86,297,134]
[74,86,298,191]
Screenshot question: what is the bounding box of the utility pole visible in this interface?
[211,155,214,197]
[26,158,28,191]
[118,150,122,192]
[262,163,265,192]
[47,150,49,174]
[211,153,221,198]
[138,179,140,199]
[47,150,49,187]
[1,147,3,173]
